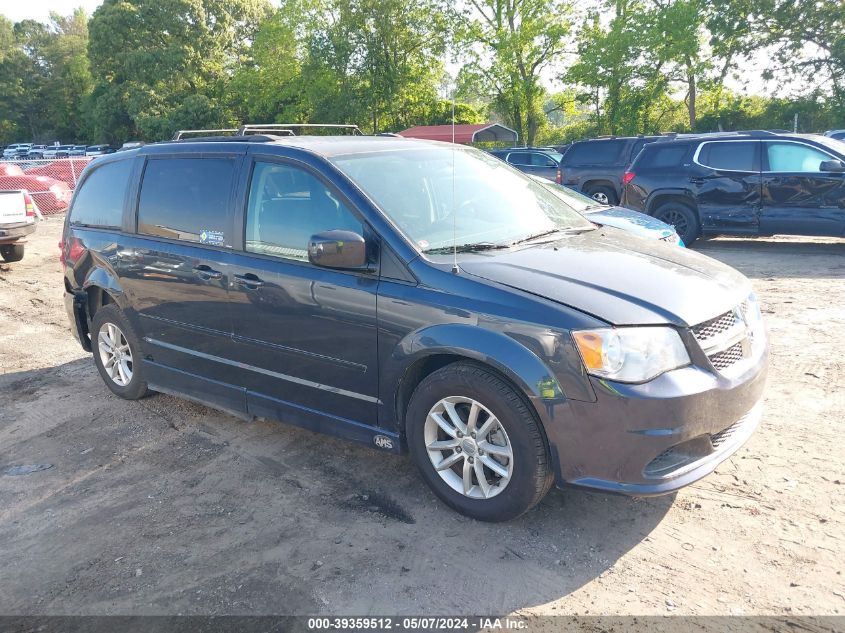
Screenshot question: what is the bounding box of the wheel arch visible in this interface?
[582,179,617,194]
[645,189,698,216]
[385,324,565,436]
[82,267,128,321]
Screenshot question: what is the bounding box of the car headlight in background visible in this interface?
[572,327,690,383]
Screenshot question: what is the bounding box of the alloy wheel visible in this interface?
[657,208,689,237]
[98,322,133,386]
[423,396,513,499]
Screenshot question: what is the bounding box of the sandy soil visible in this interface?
[0,216,843,616]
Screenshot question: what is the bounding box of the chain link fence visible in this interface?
[0,157,92,215]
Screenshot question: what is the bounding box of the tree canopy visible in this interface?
[0,0,842,146]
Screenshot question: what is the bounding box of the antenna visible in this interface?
[451,80,459,274]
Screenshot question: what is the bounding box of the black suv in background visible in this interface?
[487,147,562,182]
[623,130,845,245]
[559,136,662,205]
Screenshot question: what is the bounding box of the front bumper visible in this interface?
[0,220,35,243]
[544,347,768,495]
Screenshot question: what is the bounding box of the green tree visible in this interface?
[456,0,573,145]
[87,0,272,141]
[298,0,449,132]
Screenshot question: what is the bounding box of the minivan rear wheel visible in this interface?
[407,362,552,522]
[653,200,700,246]
[91,304,149,400]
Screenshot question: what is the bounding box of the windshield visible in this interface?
[332,146,593,252]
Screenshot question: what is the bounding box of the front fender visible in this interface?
[382,323,580,444]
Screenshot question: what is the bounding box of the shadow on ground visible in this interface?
[0,360,673,615]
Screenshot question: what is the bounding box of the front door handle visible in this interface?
[689,177,705,184]
[233,273,265,289]
[192,265,223,280]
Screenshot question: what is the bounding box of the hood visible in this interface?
[459,228,750,326]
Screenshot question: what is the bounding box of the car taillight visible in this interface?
[69,238,85,261]
[24,193,35,217]
[556,168,561,184]
[623,171,635,185]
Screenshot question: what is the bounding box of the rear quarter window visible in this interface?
[69,159,133,228]
[636,144,689,169]
[562,140,625,166]
[697,141,758,171]
[137,157,236,246]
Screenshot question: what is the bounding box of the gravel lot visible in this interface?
[1,216,843,616]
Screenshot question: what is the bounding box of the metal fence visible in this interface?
[0,157,92,215]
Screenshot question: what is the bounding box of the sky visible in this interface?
[2,0,102,23]
[3,0,783,98]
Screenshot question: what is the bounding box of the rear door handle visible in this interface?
[233,273,264,289]
[192,265,223,280]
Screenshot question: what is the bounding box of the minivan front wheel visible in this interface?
[407,362,552,521]
[92,305,149,400]
[653,201,700,246]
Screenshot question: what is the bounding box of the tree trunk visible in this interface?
[686,58,697,130]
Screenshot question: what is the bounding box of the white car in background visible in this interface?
[0,189,38,262]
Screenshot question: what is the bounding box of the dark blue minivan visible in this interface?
[62,135,768,521]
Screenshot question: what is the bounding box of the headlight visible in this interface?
[572,327,690,383]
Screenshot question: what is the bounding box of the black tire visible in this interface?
[652,200,700,246]
[91,304,149,400]
[0,243,24,262]
[407,362,553,522]
[585,184,618,206]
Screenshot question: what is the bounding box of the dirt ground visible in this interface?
[0,216,843,617]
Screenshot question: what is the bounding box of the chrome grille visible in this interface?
[691,301,752,373]
[692,310,738,342]
[709,341,744,370]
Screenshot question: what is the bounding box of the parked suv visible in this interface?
[559,136,663,205]
[62,135,767,521]
[488,147,562,182]
[623,130,845,245]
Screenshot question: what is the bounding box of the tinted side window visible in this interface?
[562,140,625,165]
[638,145,689,169]
[529,152,557,166]
[697,142,757,171]
[137,158,235,245]
[508,152,531,165]
[766,142,832,172]
[69,159,133,228]
[245,162,363,262]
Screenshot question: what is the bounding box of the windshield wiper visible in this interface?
[511,227,594,246]
[423,242,508,254]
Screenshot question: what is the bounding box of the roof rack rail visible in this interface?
[172,123,363,141]
[173,129,238,141]
[236,123,363,136]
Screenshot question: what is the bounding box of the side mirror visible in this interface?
[308,230,368,270]
[820,159,845,173]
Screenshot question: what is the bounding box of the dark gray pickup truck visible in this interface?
[559,136,661,205]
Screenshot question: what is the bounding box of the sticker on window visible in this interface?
[199,230,225,246]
